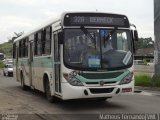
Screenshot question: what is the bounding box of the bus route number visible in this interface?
[73,16,85,23]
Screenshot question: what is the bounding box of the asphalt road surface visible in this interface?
[0,70,160,120]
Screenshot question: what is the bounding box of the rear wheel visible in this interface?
[45,78,57,103]
[21,73,28,90]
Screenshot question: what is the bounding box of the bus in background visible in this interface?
[13,12,138,102]
[0,53,6,62]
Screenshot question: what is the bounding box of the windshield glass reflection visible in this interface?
[64,29,132,70]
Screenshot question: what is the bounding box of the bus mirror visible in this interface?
[134,30,138,41]
[58,32,63,44]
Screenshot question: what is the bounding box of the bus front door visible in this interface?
[28,41,34,87]
[53,32,61,94]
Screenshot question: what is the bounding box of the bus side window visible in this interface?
[34,33,38,56]
[25,38,28,57]
[44,26,52,55]
[37,30,43,56]
[34,31,43,56]
[19,41,22,58]
[22,39,25,57]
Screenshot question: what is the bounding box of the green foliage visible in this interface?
[0,41,13,57]
[0,61,5,69]
[135,37,154,50]
[143,58,151,65]
[135,75,152,87]
[153,81,160,87]
[135,75,160,87]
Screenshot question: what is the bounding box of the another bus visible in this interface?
[0,53,5,62]
[13,12,138,102]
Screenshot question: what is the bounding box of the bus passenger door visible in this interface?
[28,41,34,87]
[53,32,61,93]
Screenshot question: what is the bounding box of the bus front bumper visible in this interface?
[61,80,134,100]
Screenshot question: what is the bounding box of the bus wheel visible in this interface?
[21,73,28,90]
[96,97,112,101]
[3,72,6,76]
[45,79,57,103]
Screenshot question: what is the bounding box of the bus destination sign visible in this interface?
[64,13,129,27]
[71,16,124,25]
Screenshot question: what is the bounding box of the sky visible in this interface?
[0,0,153,44]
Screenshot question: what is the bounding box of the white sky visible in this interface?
[0,0,153,44]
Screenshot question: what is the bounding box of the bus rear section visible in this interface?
[0,53,5,62]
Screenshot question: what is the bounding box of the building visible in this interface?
[154,0,160,77]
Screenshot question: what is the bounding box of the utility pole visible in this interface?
[153,0,160,79]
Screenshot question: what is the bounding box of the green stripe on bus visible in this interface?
[77,70,130,82]
[18,56,54,68]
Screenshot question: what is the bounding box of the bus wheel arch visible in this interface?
[43,73,57,103]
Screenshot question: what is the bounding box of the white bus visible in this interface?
[13,12,138,102]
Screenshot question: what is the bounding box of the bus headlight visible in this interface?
[63,72,84,86]
[119,72,133,85]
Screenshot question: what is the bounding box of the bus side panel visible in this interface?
[19,58,30,86]
[32,56,53,92]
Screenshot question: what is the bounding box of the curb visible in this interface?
[135,86,160,91]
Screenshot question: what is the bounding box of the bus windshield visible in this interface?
[64,28,132,70]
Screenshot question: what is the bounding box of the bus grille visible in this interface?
[85,81,117,85]
[89,88,114,94]
[81,72,124,79]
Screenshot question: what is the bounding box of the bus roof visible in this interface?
[13,17,61,43]
[14,12,130,43]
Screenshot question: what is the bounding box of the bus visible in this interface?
[0,53,5,62]
[13,12,138,102]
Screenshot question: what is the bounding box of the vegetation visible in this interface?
[0,32,23,58]
[135,75,152,87]
[0,41,13,58]
[135,75,160,87]
[0,61,5,69]
[135,37,154,50]
[152,75,160,87]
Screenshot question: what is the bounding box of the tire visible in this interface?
[44,78,57,103]
[96,97,112,101]
[3,72,6,76]
[21,73,28,90]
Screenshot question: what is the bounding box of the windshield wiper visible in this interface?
[80,26,96,49]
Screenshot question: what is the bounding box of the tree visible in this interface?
[135,37,154,50]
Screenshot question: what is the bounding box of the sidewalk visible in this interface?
[134,86,160,97]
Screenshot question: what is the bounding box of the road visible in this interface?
[0,70,160,120]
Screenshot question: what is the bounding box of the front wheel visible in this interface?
[96,97,112,101]
[3,72,6,76]
[45,79,58,103]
